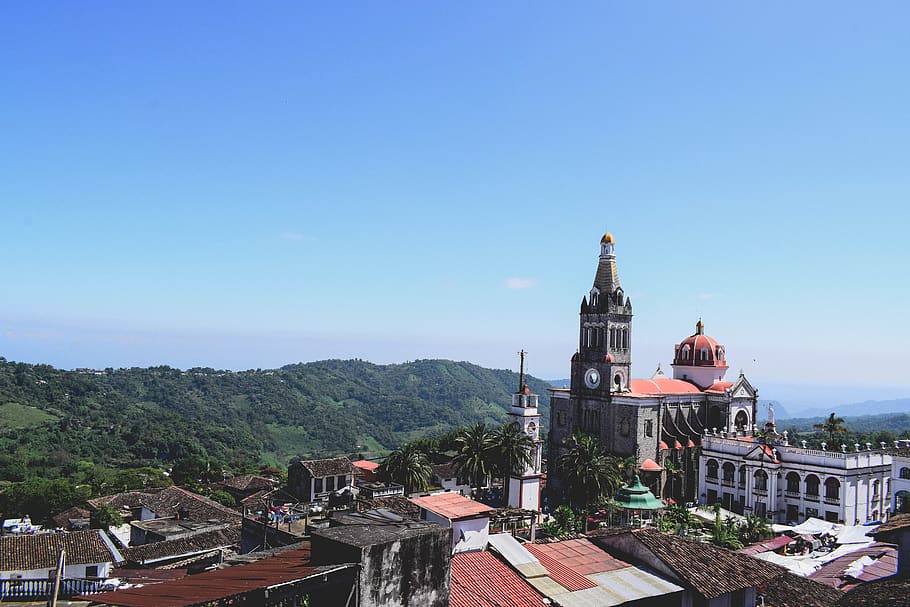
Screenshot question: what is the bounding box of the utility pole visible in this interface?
[48,549,65,607]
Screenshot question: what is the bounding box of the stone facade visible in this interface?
[548,232,756,504]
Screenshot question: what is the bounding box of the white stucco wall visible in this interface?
[0,562,111,581]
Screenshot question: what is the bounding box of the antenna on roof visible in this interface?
[518,349,526,391]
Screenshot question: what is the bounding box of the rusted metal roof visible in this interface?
[84,547,353,607]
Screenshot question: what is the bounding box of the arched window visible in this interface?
[786,472,800,494]
[716,346,724,361]
[805,474,820,496]
[700,347,709,361]
[754,469,768,491]
[738,466,747,488]
[681,345,690,360]
[610,328,616,349]
[872,479,880,501]
[825,477,840,500]
[722,462,735,484]
[734,410,749,431]
[900,467,910,480]
[707,459,718,479]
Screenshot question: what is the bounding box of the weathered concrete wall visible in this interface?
[312,522,451,607]
[240,517,303,554]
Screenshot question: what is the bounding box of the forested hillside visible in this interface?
[0,357,551,483]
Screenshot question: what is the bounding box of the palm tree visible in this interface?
[557,433,622,511]
[664,458,683,500]
[741,514,772,545]
[453,424,496,497]
[709,503,744,550]
[492,422,535,505]
[617,455,639,483]
[379,443,432,494]
[813,413,847,444]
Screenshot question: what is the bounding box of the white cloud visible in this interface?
[505,277,538,289]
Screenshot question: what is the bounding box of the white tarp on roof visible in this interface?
[753,551,821,576]
[688,506,746,526]
[837,524,879,545]
[792,517,843,536]
[815,541,874,564]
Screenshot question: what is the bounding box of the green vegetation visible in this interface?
[781,412,910,449]
[0,356,550,521]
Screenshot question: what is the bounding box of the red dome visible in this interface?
[673,321,728,368]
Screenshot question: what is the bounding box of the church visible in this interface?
[547,231,759,504]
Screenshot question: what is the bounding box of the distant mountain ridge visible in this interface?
[0,357,551,474]
[792,398,910,420]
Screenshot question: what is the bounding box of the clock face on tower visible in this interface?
[584,368,601,389]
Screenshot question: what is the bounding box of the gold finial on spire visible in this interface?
[600,232,615,244]
[696,318,704,335]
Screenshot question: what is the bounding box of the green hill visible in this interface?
[0,357,551,479]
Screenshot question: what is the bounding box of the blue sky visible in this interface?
[1,2,908,396]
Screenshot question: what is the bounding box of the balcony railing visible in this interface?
[753,487,768,496]
[706,476,718,484]
[721,480,735,487]
[0,578,103,600]
[824,496,840,505]
[784,490,800,499]
[805,493,819,502]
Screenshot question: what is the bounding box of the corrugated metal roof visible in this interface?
[450,551,546,607]
[83,547,354,607]
[589,567,684,605]
[487,533,538,566]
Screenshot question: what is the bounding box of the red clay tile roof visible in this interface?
[215,474,276,492]
[89,487,241,523]
[51,506,91,528]
[836,572,910,607]
[872,513,910,538]
[121,527,240,564]
[759,570,844,607]
[1,529,121,570]
[451,551,545,607]
[352,460,380,471]
[292,457,356,477]
[706,381,734,393]
[409,493,494,520]
[629,378,702,395]
[593,528,784,599]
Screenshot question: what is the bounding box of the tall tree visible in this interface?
[453,424,496,497]
[492,422,535,505]
[557,433,622,511]
[379,443,432,494]
[813,413,847,444]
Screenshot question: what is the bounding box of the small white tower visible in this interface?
[508,351,543,515]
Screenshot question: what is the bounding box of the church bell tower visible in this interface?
[571,232,633,396]
[507,350,543,515]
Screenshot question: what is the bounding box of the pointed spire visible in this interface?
[695,318,704,335]
[594,230,621,293]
